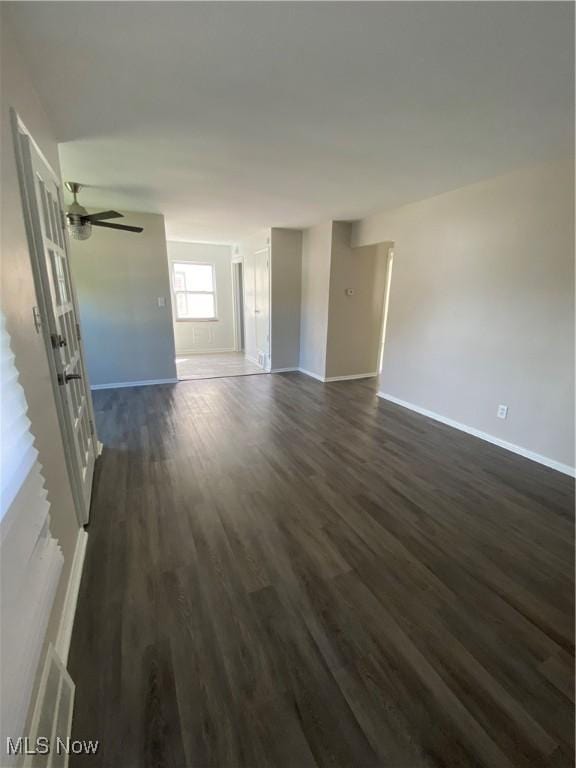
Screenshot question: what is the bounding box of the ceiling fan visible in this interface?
[64,182,144,240]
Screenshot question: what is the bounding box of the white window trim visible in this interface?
[172,261,219,323]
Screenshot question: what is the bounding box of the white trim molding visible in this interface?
[298,367,326,382]
[297,369,379,383]
[378,392,575,478]
[91,378,178,391]
[55,529,88,665]
[324,372,379,382]
[271,367,299,374]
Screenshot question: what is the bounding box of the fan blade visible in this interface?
[83,210,123,222]
[92,221,143,233]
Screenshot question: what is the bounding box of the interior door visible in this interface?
[232,262,245,352]
[253,247,270,368]
[13,115,97,524]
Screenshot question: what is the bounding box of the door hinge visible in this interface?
[76,322,81,341]
[61,211,67,230]
[89,419,95,437]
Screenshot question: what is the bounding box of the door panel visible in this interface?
[16,123,96,523]
[254,247,270,368]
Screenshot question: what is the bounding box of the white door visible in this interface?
[232,262,245,352]
[253,247,270,368]
[12,113,97,524]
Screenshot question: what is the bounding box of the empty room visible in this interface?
[0,2,574,767]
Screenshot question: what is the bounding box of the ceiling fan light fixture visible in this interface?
[64,180,143,237]
[67,213,92,241]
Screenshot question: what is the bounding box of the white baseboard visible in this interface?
[271,367,299,373]
[298,367,326,382]
[55,529,88,665]
[324,372,378,382]
[176,348,235,356]
[377,392,575,477]
[91,378,178,391]
[297,368,378,383]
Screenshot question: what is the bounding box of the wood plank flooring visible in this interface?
[68,373,575,768]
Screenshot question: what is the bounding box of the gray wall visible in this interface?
[0,10,80,672]
[270,228,302,371]
[353,161,575,470]
[167,241,234,355]
[299,221,332,377]
[70,212,177,386]
[325,223,388,379]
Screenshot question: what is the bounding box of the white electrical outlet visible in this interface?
[497,404,508,419]
[157,296,166,308]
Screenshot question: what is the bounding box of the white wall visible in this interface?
[0,8,81,720]
[270,228,302,371]
[353,161,575,471]
[325,223,388,379]
[299,221,332,378]
[167,241,235,355]
[70,212,177,387]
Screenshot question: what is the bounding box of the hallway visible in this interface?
[69,374,574,768]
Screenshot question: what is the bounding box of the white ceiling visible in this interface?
[6,2,573,243]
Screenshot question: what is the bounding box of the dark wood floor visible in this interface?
[69,373,575,768]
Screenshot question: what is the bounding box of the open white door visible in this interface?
[12,111,97,525]
[253,246,270,369]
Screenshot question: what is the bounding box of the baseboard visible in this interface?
[271,367,299,373]
[324,372,379,382]
[297,369,378,383]
[377,392,575,477]
[55,529,88,665]
[298,367,326,382]
[91,378,178,390]
[176,348,235,356]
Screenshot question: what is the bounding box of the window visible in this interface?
[172,262,217,321]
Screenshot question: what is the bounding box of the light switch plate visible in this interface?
[157,297,166,308]
[497,404,508,419]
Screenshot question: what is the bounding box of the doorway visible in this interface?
[378,246,395,373]
[253,246,270,369]
[232,260,245,352]
[169,242,268,381]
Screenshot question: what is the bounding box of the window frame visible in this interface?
[171,260,218,322]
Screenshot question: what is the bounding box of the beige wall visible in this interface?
[70,212,177,387]
[270,228,302,371]
[353,161,575,470]
[299,221,332,377]
[325,222,388,379]
[0,15,80,652]
[167,241,234,355]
